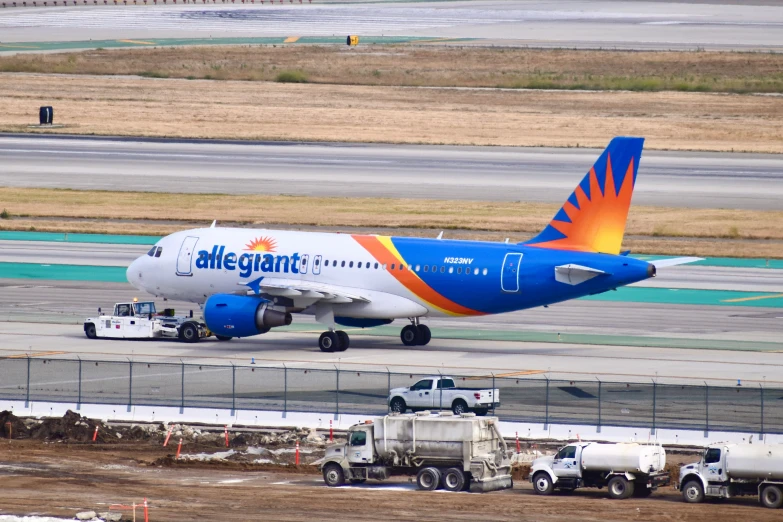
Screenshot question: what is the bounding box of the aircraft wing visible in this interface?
[239,276,370,304]
[650,257,703,268]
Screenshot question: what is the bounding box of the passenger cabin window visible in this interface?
[410,379,433,391]
[556,446,577,460]
[423,265,428,272]
[391,264,396,270]
[350,431,367,447]
[154,247,162,258]
[349,261,354,268]
[358,262,362,268]
[704,448,721,464]
[341,261,345,267]
[438,379,456,389]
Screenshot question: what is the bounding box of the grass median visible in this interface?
[1,188,781,258]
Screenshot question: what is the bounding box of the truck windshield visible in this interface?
[556,446,577,460]
[134,302,157,315]
[350,431,366,447]
[410,379,433,391]
[704,448,721,464]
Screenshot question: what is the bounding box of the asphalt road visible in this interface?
[3,135,783,210]
[1,0,783,51]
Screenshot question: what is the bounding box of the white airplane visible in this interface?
[126,137,698,352]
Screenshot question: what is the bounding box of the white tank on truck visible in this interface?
[679,443,783,509]
[531,442,670,499]
[319,411,512,493]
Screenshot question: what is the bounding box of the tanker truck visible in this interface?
[531,442,670,499]
[678,443,783,509]
[319,411,513,492]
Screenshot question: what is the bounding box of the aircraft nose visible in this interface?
[127,257,144,289]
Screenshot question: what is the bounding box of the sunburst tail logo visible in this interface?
[245,236,278,252]
[524,137,644,255]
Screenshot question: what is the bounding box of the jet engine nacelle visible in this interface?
[204,294,292,338]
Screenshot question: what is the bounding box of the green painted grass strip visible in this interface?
[585,286,783,308]
[0,231,159,245]
[0,262,127,282]
[634,255,783,269]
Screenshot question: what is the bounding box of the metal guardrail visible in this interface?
[1,357,780,435]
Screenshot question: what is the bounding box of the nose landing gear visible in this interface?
[401,319,431,346]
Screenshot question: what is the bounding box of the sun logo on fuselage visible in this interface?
[245,236,278,252]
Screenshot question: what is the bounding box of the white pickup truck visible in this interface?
[388,376,500,416]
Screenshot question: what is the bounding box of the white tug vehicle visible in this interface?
[83,299,211,343]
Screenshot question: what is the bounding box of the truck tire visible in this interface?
[532,472,554,495]
[215,335,233,341]
[84,323,97,339]
[179,322,200,343]
[416,467,441,491]
[474,408,488,416]
[442,467,465,492]
[633,486,653,498]
[608,476,634,499]
[389,397,406,414]
[682,480,704,504]
[323,463,345,487]
[451,399,468,415]
[761,485,783,509]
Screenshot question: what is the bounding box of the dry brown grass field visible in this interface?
[1,188,781,257]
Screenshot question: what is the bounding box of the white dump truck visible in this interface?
[388,376,500,416]
[531,442,670,499]
[320,411,513,492]
[678,443,783,509]
[83,300,210,343]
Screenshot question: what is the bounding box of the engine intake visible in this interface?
[204,294,292,338]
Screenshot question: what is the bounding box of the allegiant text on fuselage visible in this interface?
[196,246,300,278]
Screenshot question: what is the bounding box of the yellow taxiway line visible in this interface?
[722,293,783,303]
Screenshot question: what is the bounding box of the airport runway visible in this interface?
[3,135,783,210]
[1,0,782,51]
[3,240,783,293]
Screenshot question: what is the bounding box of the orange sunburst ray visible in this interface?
[245,236,278,252]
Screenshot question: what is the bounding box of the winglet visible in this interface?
[210,220,217,228]
[524,136,644,255]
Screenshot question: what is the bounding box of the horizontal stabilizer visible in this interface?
[555,264,607,285]
[650,257,703,268]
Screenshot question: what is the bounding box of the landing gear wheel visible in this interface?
[442,467,465,492]
[416,467,441,491]
[323,463,345,487]
[84,323,96,339]
[336,330,350,352]
[608,476,634,499]
[319,331,340,352]
[389,397,406,414]
[401,324,421,346]
[416,324,431,345]
[179,322,200,343]
[215,335,233,341]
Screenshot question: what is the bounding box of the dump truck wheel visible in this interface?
[442,467,465,492]
[682,480,704,503]
[416,467,441,491]
[84,323,97,339]
[533,472,553,495]
[761,485,783,509]
[608,476,634,499]
[323,463,345,487]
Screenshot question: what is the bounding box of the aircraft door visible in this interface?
[176,236,199,276]
[501,252,523,292]
[312,255,323,276]
[299,254,309,275]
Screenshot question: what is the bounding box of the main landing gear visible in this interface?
[401,320,431,346]
[318,330,350,353]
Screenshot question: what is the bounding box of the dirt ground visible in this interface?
[1,73,782,152]
[2,46,782,93]
[2,440,776,522]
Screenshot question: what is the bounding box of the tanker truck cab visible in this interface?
[347,425,374,466]
[679,443,783,508]
[532,442,669,499]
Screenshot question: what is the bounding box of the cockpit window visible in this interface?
[147,246,157,256]
[134,302,156,315]
[154,247,162,258]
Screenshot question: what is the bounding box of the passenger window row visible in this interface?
[321,259,489,276]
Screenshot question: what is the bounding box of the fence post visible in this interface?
[651,379,657,435]
[597,378,601,433]
[283,364,287,419]
[387,368,391,413]
[127,359,133,413]
[180,360,185,414]
[77,357,82,411]
[438,370,443,412]
[25,355,31,408]
[492,373,496,415]
[760,384,765,441]
[335,365,340,421]
[544,377,549,429]
[704,382,709,437]
[230,363,236,416]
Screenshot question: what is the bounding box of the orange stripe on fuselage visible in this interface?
[351,235,484,317]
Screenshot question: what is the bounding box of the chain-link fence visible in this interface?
[1,357,780,434]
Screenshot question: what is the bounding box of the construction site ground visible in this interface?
[1,420,779,522]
